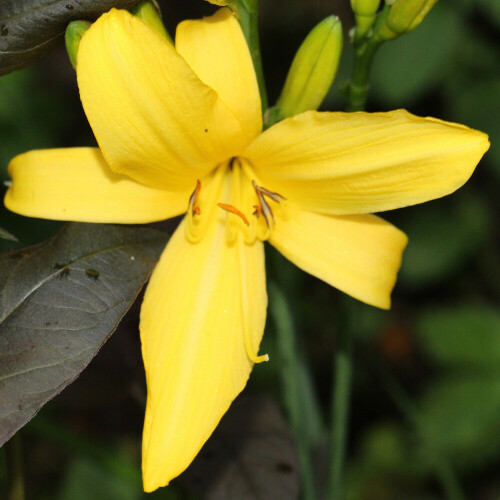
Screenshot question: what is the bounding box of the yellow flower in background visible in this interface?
[4,7,488,492]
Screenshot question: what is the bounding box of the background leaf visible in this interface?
[0,223,167,447]
[417,376,500,470]
[417,305,500,369]
[0,0,139,76]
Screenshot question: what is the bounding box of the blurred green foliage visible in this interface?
[0,0,499,498]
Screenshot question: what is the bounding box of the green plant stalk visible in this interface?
[230,0,268,112]
[345,4,391,112]
[6,434,25,500]
[345,39,382,112]
[270,283,323,500]
[327,326,353,500]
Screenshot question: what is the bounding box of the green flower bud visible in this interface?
[350,0,381,38]
[130,0,172,43]
[277,16,343,119]
[65,21,91,70]
[377,0,438,39]
[205,0,233,5]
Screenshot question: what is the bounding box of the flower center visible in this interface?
[185,157,286,245]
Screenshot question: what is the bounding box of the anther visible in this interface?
[252,180,286,228]
[188,179,202,216]
[252,180,286,203]
[218,203,249,226]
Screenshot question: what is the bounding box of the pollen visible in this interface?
[217,203,250,226]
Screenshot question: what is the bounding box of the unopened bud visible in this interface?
[351,0,381,38]
[130,0,172,43]
[377,0,438,39]
[65,21,91,70]
[205,0,235,5]
[277,16,343,118]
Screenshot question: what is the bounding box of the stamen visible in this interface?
[218,203,249,226]
[252,180,286,229]
[252,180,287,203]
[188,179,202,216]
[258,194,275,226]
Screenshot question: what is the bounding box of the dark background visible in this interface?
[1,0,500,498]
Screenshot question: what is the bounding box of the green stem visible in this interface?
[6,434,25,500]
[231,0,268,112]
[345,5,391,112]
[345,40,382,112]
[327,325,353,500]
[270,283,322,500]
[434,462,467,500]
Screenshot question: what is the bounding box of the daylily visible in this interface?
[4,7,488,492]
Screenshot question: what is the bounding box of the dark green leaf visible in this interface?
[0,0,139,76]
[182,395,300,500]
[0,226,17,242]
[417,305,500,368]
[417,376,500,469]
[0,223,168,447]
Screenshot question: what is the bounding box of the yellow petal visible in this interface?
[270,205,408,309]
[176,8,262,143]
[245,110,489,214]
[140,218,267,491]
[77,9,247,190]
[5,148,188,223]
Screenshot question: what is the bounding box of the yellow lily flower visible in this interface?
[4,7,488,492]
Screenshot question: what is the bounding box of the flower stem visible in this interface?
[344,5,390,112]
[231,0,268,112]
[270,283,323,500]
[6,433,25,500]
[327,321,353,499]
[345,39,382,112]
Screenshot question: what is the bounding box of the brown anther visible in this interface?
[218,203,250,226]
[189,179,202,216]
[252,180,286,203]
[252,180,285,228]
